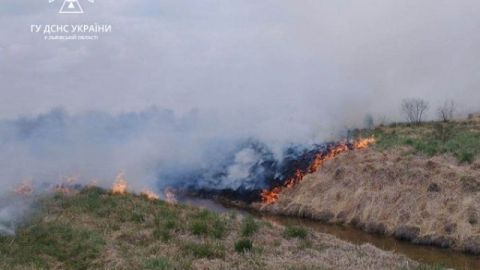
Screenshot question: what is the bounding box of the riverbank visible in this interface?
[0,188,423,270]
[257,141,480,255]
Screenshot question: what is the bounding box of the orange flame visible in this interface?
[15,182,33,196]
[354,137,376,149]
[141,189,160,200]
[112,172,128,195]
[261,137,375,204]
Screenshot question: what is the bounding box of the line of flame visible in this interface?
[260,137,375,204]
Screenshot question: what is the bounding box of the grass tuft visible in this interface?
[234,238,253,253]
[181,241,225,259]
[144,257,172,270]
[283,226,308,239]
[241,216,259,237]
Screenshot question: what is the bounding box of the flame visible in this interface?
[141,189,160,200]
[15,182,33,196]
[261,137,375,204]
[354,137,376,149]
[112,172,128,195]
[164,188,177,204]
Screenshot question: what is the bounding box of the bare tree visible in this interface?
[437,100,456,122]
[364,114,374,130]
[401,98,429,125]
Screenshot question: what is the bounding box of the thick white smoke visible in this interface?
[0,107,332,197]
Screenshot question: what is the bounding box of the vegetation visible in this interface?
[283,225,308,239]
[234,238,253,253]
[401,98,429,125]
[144,257,172,270]
[0,188,423,269]
[437,100,456,122]
[356,118,480,163]
[241,216,259,237]
[414,264,446,270]
[181,241,225,259]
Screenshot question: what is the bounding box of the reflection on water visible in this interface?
[182,197,480,270]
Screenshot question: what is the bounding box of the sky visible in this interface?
[1,0,479,124]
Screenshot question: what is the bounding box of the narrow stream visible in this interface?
[182,197,480,270]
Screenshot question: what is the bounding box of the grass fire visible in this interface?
[260,137,375,204]
[3,0,480,269]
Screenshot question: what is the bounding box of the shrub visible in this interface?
[283,226,308,239]
[234,238,253,253]
[241,216,258,237]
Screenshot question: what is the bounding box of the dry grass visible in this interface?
[0,187,421,270]
[260,144,480,254]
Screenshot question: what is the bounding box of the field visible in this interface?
[261,116,480,255]
[0,187,429,270]
[357,116,480,164]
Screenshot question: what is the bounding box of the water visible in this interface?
[182,197,480,270]
[261,215,480,270]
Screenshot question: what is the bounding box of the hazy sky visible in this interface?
[1,0,480,124]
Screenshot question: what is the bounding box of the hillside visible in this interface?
[259,117,480,254]
[0,188,424,270]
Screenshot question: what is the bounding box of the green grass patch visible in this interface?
[144,257,172,270]
[234,238,253,253]
[0,222,105,270]
[283,226,308,239]
[241,216,259,237]
[188,209,228,239]
[181,241,225,259]
[356,121,480,163]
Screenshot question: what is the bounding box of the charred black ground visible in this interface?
[163,140,356,203]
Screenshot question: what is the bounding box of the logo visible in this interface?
[48,0,95,14]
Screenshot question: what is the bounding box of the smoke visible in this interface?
[2,0,480,233]
[0,195,33,235]
[0,107,330,196]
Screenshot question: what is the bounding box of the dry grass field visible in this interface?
[260,116,480,255]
